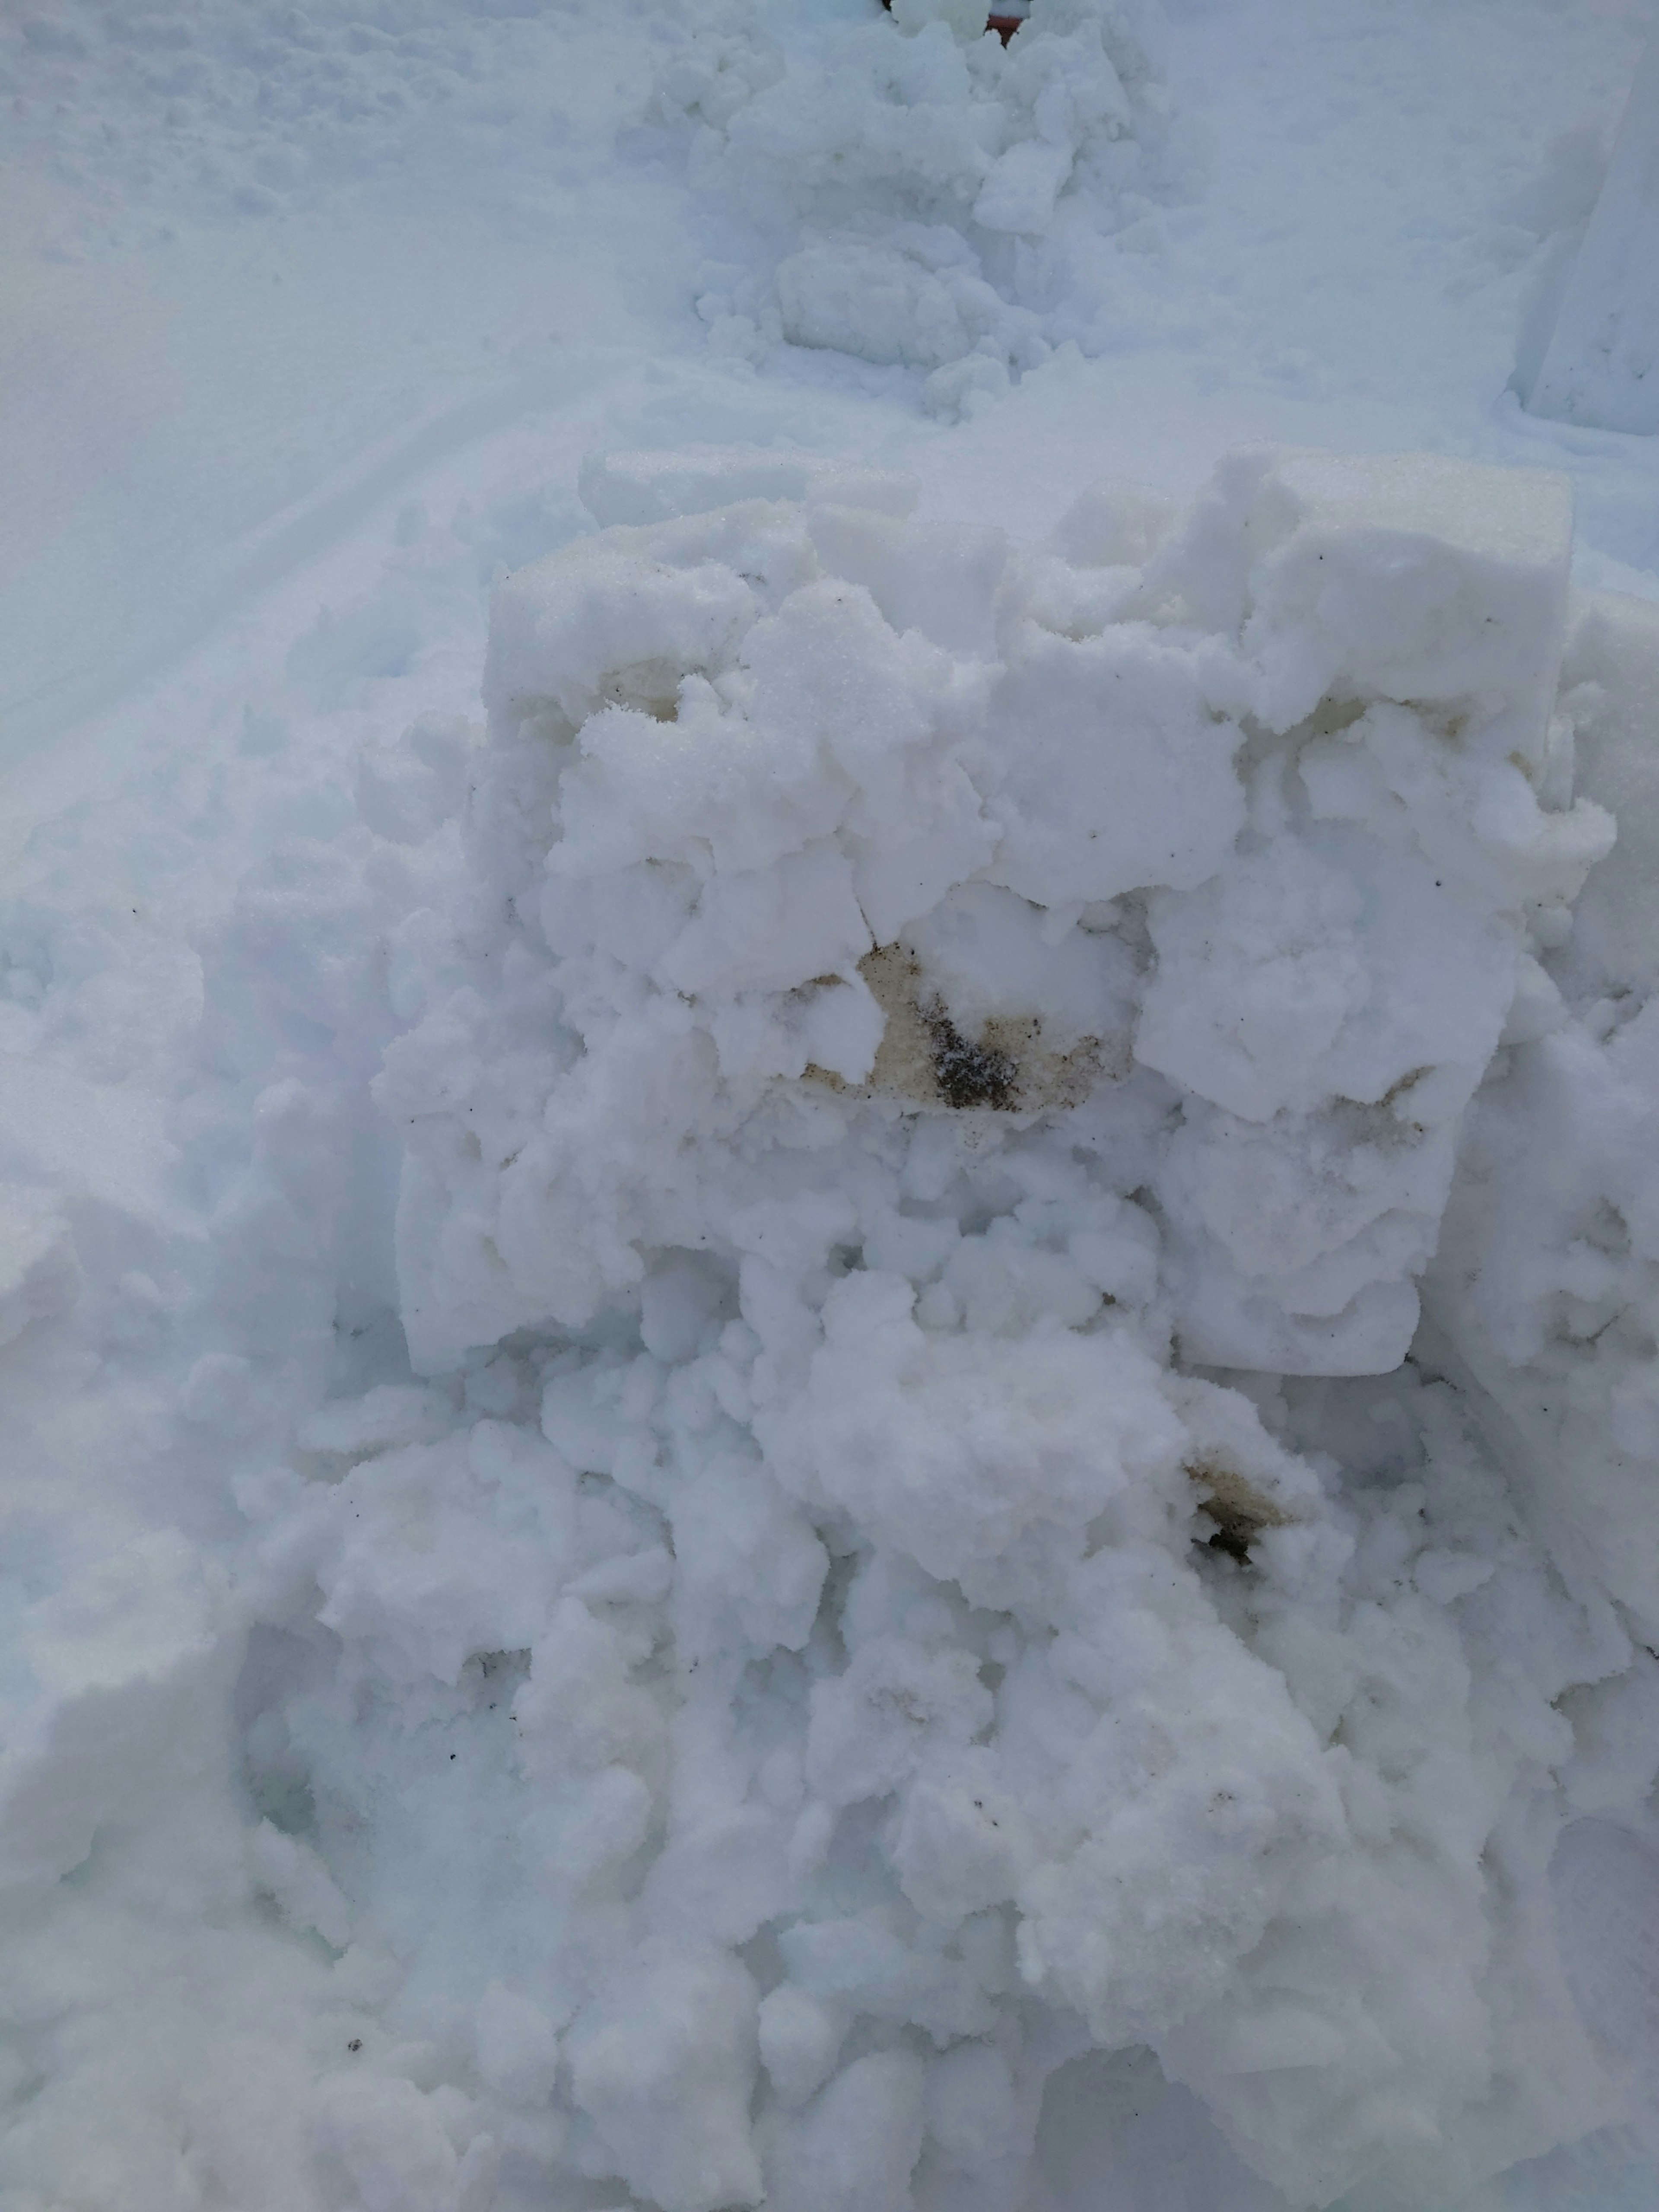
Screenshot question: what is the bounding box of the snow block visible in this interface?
[1151,447,1576,767]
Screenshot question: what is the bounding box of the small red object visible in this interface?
[881,0,1025,45]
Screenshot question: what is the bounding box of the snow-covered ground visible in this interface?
[4,3,1659,2209]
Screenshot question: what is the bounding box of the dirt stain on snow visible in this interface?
[1187,1452,1292,1564]
[807,944,1111,1115]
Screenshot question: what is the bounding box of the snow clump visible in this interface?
[299,440,1657,2209]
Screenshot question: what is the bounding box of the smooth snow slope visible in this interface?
[3,2,1659,2210]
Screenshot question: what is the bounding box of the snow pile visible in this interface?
[395,442,1610,1383]
[650,0,1170,412]
[229,441,1645,2210]
[9,439,1659,2212]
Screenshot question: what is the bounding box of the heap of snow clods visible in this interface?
[271,441,1659,2212]
[395,443,1607,1383]
[652,0,1168,410]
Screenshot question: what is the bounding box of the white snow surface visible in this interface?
[6,3,1659,2212]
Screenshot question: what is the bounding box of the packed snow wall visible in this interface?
[307,444,1649,2209]
[393,443,1608,1386]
